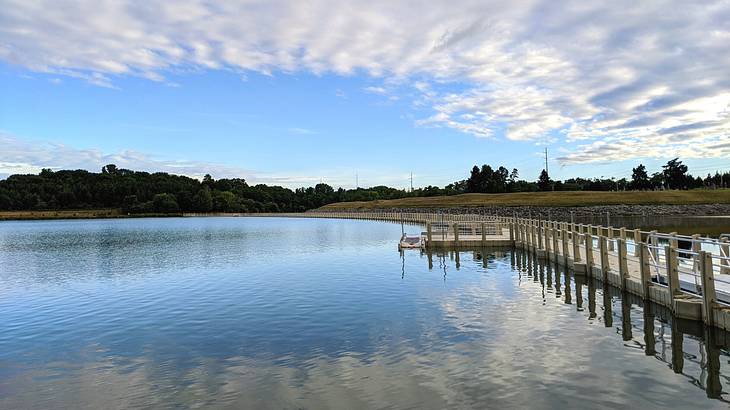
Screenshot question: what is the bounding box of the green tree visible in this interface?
[152,193,179,212]
[630,164,650,190]
[537,169,552,191]
[662,158,689,189]
[192,187,213,212]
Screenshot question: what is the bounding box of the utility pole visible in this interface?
[545,147,553,191]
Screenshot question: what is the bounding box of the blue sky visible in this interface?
[1,1,729,189]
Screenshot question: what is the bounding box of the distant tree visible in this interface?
[202,174,215,188]
[662,158,689,189]
[537,169,551,191]
[122,195,139,212]
[466,166,481,193]
[192,187,213,212]
[152,193,179,212]
[630,164,651,190]
[102,164,118,175]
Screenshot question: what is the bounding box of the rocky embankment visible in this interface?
[330,204,730,221]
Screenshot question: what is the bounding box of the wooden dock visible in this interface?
[252,210,730,333]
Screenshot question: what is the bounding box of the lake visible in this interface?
[1,217,728,409]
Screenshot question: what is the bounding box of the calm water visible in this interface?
[1,217,729,409]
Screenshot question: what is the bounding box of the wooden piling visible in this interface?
[618,238,628,290]
[721,238,730,275]
[599,236,609,282]
[665,246,679,308]
[638,242,652,298]
[585,233,594,275]
[700,251,716,326]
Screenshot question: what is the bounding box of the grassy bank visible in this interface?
[319,189,730,210]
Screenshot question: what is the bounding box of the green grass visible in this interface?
[319,189,730,210]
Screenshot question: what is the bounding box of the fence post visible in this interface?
[600,236,609,282]
[572,229,581,262]
[638,242,651,298]
[585,233,594,275]
[633,229,641,257]
[691,234,701,272]
[721,238,730,275]
[607,227,615,251]
[666,246,679,308]
[669,232,678,249]
[618,238,628,290]
[700,251,716,326]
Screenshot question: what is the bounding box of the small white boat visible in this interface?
[399,234,423,250]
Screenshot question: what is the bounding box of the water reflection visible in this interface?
[450,246,730,404]
[2,218,730,409]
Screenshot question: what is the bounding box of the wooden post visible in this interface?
[538,225,544,250]
[691,234,701,272]
[648,230,658,261]
[607,226,615,251]
[721,238,730,275]
[665,246,679,308]
[572,229,581,262]
[552,228,559,260]
[618,238,628,290]
[669,232,678,249]
[453,223,459,246]
[481,222,486,246]
[585,233,594,275]
[562,229,569,262]
[699,251,716,326]
[600,236,609,282]
[638,242,652,298]
[426,222,433,243]
[509,222,514,242]
[633,229,641,257]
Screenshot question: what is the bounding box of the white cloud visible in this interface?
[0,133,407,189]
[1,0,729,163]
[0,133,254,180]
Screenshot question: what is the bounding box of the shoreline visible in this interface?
[2,204,730,221]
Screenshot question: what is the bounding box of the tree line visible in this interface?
[0,159,727,213]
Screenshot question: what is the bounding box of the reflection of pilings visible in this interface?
[455,251,460,270]
[644,307,656,356]
[589,279,597,320]
[621,293,632,341]
[671,319,684,374]
[546,263,553,290]
[603,284,613,328]
[705,327,723,399]
[554,263,562,299]
[428,251,433,270]
[575,274,585,311]
[564,268,572,305]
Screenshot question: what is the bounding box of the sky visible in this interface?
[1,0,729,189]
